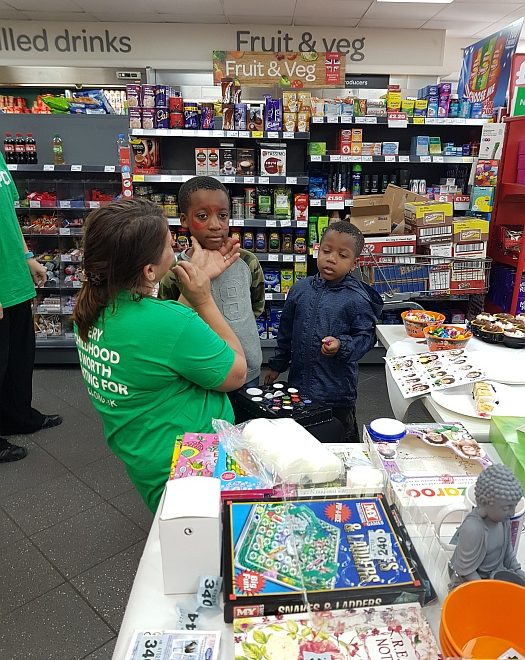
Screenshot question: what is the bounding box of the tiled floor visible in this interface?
[0,364,431,659]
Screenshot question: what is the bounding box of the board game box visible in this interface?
[222,495,429,622]
[233,603,441,660]
[230,382,332,428]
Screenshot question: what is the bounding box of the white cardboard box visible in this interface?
[159,477,221,594]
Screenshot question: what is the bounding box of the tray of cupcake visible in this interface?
[468,312,525,349]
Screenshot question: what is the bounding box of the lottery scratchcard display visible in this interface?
[222,495,428,623]
[386,349,485,399]
[124,630,221,660]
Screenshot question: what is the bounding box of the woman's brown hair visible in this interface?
[72,198,168,341]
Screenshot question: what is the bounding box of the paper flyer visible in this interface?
[124,630,221,660]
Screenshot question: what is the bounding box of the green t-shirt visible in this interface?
[0,151,35,309]
[75,292,235,511]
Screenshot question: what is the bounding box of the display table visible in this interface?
[376,325,525,442]
[112,441,525,660]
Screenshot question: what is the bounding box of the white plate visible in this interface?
[431,381,520,419]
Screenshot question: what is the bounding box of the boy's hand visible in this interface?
[264,370,280,386]
[321,336,341,357]
[189,237,240,280]
[172,261,212,308]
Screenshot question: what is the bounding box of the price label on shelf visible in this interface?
[224,176,235,183]
[59,228,71,236]
[413,117,425,125]
[355,117,366,124]
[265,293,274,300]
[286,177,297,185]
[425,118,438,125]
[30,201,41,208]
[384,155,396,162]
[362,116,378,124]
[160,174,172,182]
[244,176,255,183]
[295,255,306,262]
[211,130,225,137]
[297,220,307,228]
[361,155,373,162]
[258,176,269,184]
[43,164,55,171]
[341,155,352,162]
[267,131,279,139]
[433,156,444,163]
[71,165,82,171]
[398,155,410,162]
[231,218,244,227]
[283,131,294,139]
[326,193,345,210]
[239,131,251,138]
[72,281,82,288]
[251,131,263,138]
[7,164,17,170]
[226,131,239,138]
[281,219,292,227]
[104,165,116,172]
[268,254,279,261]
[312,116,324,123]
[310,155,322,162]
[310,199,321,206]
[327,116,339,124]
[387,112,408,129]
[60,201,71,208]
[330,154,341,162]
[133,174,145,182]
[88,201,100,208]
[420,156,432,163]
[283,254,294,262]
[266,220,277,227]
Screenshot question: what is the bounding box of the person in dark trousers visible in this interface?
[0,151,62,462]
[265,221,383,442]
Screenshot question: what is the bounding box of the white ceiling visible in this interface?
[0,0,523,39]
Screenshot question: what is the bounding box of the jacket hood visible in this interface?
[313,273,384,319]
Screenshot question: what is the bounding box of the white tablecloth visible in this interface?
[376,325,525,442]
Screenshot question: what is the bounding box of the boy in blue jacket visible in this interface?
[265,221,383,442]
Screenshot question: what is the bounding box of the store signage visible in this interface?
[213,51,345,88]
[509,53,525,116]
[457,18,524,112]
[236,30,364,61]
[0,26,131,54]
[345,74,389,89]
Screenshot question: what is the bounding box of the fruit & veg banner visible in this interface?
[457,18,523,112]
[212,50,345,88]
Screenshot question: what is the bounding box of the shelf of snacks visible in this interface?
[130,128,310,140]
[311,116,489,126]
[132,173,309,185]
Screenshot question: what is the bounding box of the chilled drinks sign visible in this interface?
[213,50,345,89]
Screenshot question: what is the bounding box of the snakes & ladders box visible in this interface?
[222,495,428,623]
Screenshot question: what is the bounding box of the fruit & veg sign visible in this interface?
[213,50,345,88]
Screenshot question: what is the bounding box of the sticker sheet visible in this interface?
[385,349,485,398]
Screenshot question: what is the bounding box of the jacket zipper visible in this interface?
[304,281,323,394]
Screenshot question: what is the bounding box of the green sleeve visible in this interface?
[158,265,181,301]
[168,307,235,390]
[241,250,265,318]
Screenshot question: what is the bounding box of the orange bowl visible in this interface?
[441,580,525,657]
[423,324,472,352]
[401,310,446,338]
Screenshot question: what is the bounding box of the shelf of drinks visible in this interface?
[166,217,308,228]
[500,183,525,203]
[309,155,476,164]
[311,116,488,126]
[7,164,121,173]
[133,174,309,185]
[15,202,114,210]
[129,128,310,140]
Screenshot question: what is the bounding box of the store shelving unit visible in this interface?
[488,116,525,315]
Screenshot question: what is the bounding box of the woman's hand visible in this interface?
[171,261,212,309]
[189,236,240,280]
[27,258,47,288]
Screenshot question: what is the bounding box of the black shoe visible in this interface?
[0,440,28,463]
[41,415,63,430]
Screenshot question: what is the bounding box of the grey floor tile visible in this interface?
[35,412,110,470]
[0,538,64,616]
[0,584,114,660]
[3,473,103,536]
[32,502,145,579]
[0,440,68,499]
[75,453,133,500]
[34,367,97,416]
[72,540,146,630]
[110,488,154,533]
[0,507,25,550]
[83,638,117,660]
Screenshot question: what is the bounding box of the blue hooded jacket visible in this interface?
[268,273,384,407]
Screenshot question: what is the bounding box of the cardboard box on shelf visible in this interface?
[470,186,495,213]
[351,195,391,235]
[359,234,417,264]
[422,242,453,258]
[479,122,505,160]
[453,218,489,258]
[450,259,487,292]
[404,201,453,245]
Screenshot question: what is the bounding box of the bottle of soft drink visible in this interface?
[53,134,65,165]
[15,133,27,164]
[25,133,38,164]
[3,133,16,164]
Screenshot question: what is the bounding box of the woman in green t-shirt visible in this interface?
[72,198,246,511]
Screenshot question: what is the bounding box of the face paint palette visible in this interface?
[232,382,332,428]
